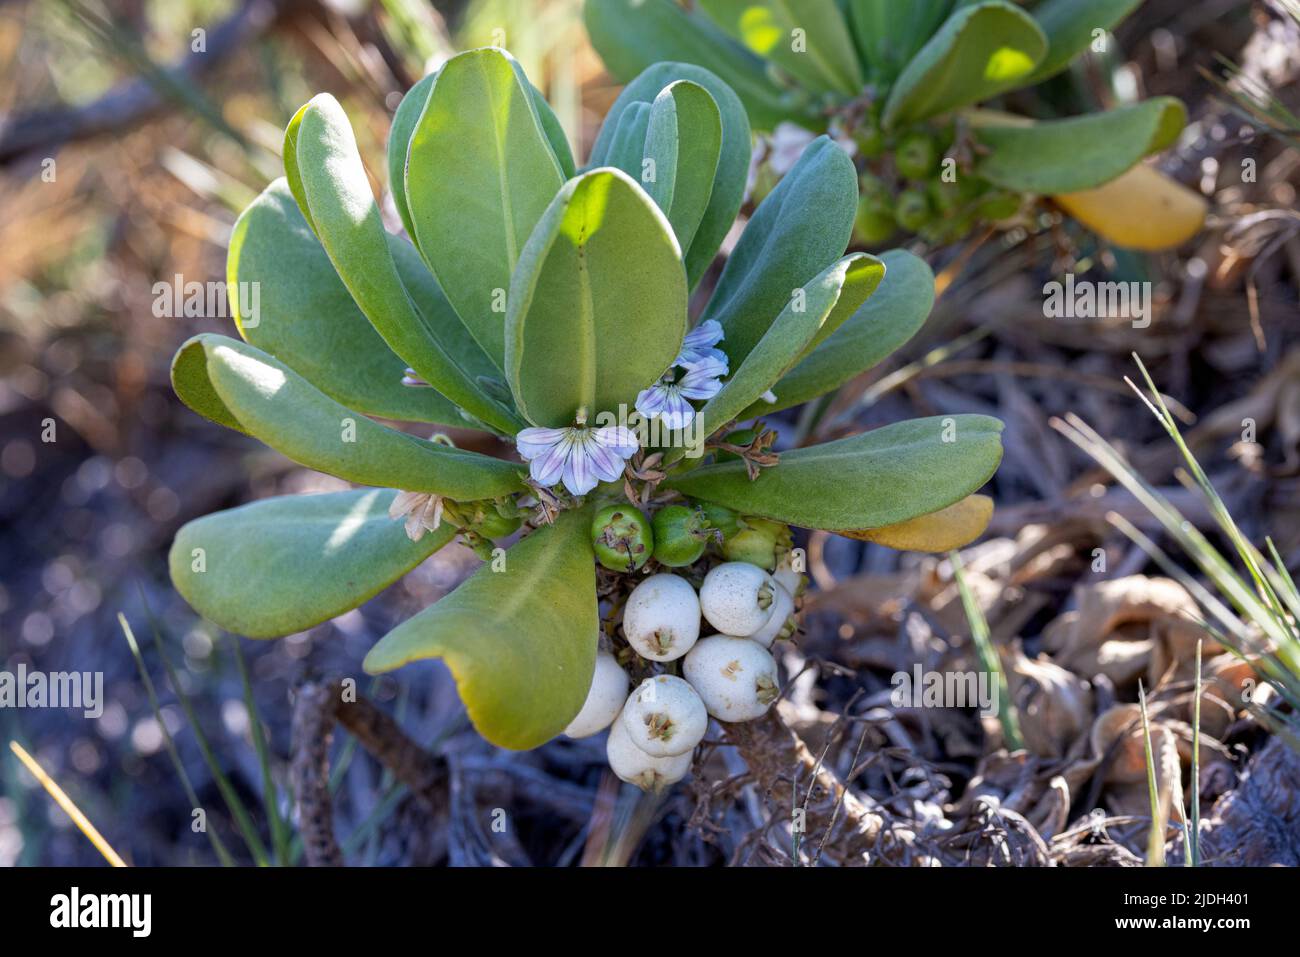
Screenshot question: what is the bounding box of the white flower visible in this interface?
[635,355,727,430]
[515,421,639,497]
[388,491,445,542]
[675,319,728,373]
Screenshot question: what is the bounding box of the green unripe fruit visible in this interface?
[855,123,886,160]
[464,501,522,539]
[854,195,896,245]
[977,190,1022,222]
[652,504,714,567]
[591,504,653,572]
[858,171,892,201]
[928,178,963,214]
[721,517,792,571]
[895,189,933,232]
[699,502,741,540]
[895,132,938,180]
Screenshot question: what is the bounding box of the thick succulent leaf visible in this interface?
[363,507,599,750]
[599,101,654,178]
[847,0,955,85]
[404,48,565,369]
[388,233,502,386]
[591,61,753,289]
[228,179,463,426]
[584,0,793,131]
[696,253,883,436]
[530,82,578,178]
[700,135,857,368]
[974,98,1186,194]
[881,1,1047,128]
[506,168,687,426]
[282,102,315,232]
[172,334,524,499]
[696,0,863,95]
[666,414,1003,530]
[741,249,932,418]
[643,80,722,253]
[386,71,438,242]
[835,493,993,552]
[294,93,522,435]
[170,490,454,639]
[1027,0,1142,84]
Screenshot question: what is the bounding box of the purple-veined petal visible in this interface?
[636,385,670,420]
[529,433,573,488]
[590,425,640,459]
[676,320,726,367]
[515,427,568,460]
[582,438,629,484]
[562,443,601,496]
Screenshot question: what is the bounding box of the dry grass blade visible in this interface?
[8,740,127,867]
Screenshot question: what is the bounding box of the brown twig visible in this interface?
[290,678,448,866]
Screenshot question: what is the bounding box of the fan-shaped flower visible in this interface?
[635,355,728,430]
[516,420,640,497]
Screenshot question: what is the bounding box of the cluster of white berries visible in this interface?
[563,560,800,791]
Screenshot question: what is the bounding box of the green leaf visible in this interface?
[697,0,863,95]
[696,253,883,435]
[387,232,503,386]
[643,80,723,253]
[172,334,524,500]
[666,414,1003,530]
[701,135,857,367]
[506,168,688,426]
[530,82,578,178]
[1026,0,1142,84]
[740,249,933,418]
[170,490,454,639]
[881,1,1047,128]
[386,71,437,243]
[228,179,464,426]
[363,507,599,750]
[282,102,315,232]
[974,98,1187,194]
[847,0,956,85]
[598,101,653,178]
[404,48,565,369]
[584,0,793,131]
[294,93,523,435]
[590,61,753,288]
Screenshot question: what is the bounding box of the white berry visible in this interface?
[773,553,804,597]
[564,651,629,738]
[621,675,708,757]
[699,562,777,637]
[683,635,780,722]
[748,581,795,649]
[622,573,701,661]
[606,713,692,791]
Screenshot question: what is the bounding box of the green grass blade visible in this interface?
[137,596,270,865]
[118,613,236,867]
[229,636,292,866]
[1138,682,1166,867]
[950,551,1024,750]
[1190,639,1202,867]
